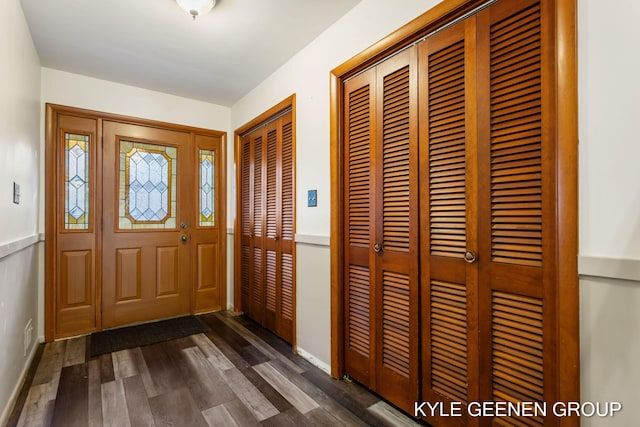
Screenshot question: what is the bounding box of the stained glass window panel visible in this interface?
[119,141,177,230]
[199,150,215,227]
[64,133,90,230]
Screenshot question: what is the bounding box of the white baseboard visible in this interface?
[0,337,42,426]
[296,347,331,375]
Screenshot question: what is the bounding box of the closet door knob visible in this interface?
[373,242,383,253]
[464,250,477,263]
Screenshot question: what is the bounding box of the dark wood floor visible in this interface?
[8,312,423,426]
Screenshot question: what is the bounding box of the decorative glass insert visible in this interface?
[64,133,90,230]
[119,141,177,230]
[199,149,215,226]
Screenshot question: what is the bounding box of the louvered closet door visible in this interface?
[240,136,252,316]
[240,128,265,324]
[419,18,479,424]
[343,67,376,388]
[373,47,419,413]
[263,113,294,343]
[279,114,295,343]
[343,47,419,413]
[418,0,557,425]
[240,112,295,344]
[476,1,557,425]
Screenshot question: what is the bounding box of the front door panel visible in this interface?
[101,121,192,328]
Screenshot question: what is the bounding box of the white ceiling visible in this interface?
[20,0,362,106]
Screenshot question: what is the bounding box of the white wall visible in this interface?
[579,0,640,259]
[41,68,231,132]
[230,0,443,366]
[579,0,640,425]
[0,0,42,423]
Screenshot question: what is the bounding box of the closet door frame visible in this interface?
[234,94,297,348]
[329,0,578,421]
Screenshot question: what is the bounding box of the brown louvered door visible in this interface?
[344,67,376,388]
[264,121,279,333]
[374,48,419,413]
[343,48,419,413]
[240,128,265,324]
[239,111,295,344]
[240,136,253,318]
[419,0,557,425]
[419,18,479,426]
[477,1,556,425]
[263,113,294,343]
[279,115,295,343]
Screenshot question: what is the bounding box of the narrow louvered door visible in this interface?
[264,121,279,334]
[373,47,419,413]
[419,19,479,425]
[239,132,253,319]
[263,113,294,343]
[476,1,556,425]
[252,131,266,324]
[343,68,376,388]
[240,136,251,313]
[239,128,265,323]
[279,113,295,343]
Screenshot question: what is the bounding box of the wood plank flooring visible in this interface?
[8,312,426,427]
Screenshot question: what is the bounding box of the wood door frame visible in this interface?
[329,0,578,418]
[45,103,227,341]
[233,94,297,349]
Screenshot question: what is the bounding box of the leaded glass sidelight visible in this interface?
[64,133,90,230]
[199,150,215,227]
[119,141,177,230]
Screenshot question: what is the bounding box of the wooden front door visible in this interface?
[101,121,192,328]
[45,105,226,340]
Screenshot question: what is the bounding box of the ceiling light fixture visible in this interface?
[176,0,216,20]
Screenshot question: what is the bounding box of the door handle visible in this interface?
[373,242,383,253]
[464,250,477,263]
[181,234,188,242]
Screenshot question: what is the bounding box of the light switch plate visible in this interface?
[13,182,20,204]
[307,189,317,207]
